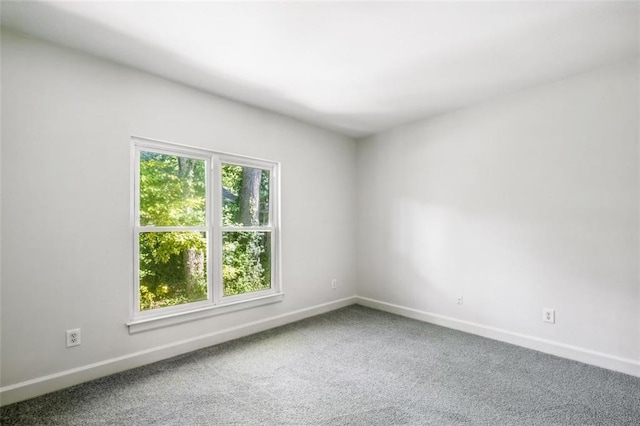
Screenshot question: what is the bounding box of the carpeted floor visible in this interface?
[2,305,640,425]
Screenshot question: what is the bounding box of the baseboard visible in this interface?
[355,296,640,378]
[0,296,357,406]
[4,295,637,406]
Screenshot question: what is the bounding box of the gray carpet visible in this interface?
[2,305,639,425]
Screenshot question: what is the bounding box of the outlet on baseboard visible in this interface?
[331,279,337,290]
[543,308,555,324]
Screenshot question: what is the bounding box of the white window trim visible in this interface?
[128,136,282,333]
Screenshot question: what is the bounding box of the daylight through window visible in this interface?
[132,138,280,322]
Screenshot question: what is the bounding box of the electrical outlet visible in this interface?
[543,308,555,324]
[66,329,81,347]
[456,296,463,305]
[331,279,337,289]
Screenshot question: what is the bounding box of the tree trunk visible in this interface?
[239,168,262,226]
[177,157,195,178]
[184,247,203,287]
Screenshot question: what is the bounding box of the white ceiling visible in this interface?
[2,1,638,138]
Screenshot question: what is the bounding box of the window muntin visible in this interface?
[133,138,280,321]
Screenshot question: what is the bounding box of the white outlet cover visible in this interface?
[543,308,555,324]
[66,328,81,347]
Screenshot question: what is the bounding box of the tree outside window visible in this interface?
[133,140,279,318]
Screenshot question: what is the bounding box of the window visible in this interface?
[130,137,281,332]
[220,162,273,298]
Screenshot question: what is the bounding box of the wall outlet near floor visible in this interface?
[456,296,463,305]
[331,279,337,289]
[66,328,81,347]
[543,308,555,324]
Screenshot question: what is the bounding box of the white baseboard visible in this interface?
[355,296,640,378]
[3,295,637,406]
[0,296,357,406]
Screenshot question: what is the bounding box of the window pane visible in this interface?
[140,151,206,226]
[139,231,207,311]
[223,231,271,296]
[222,164,270,226]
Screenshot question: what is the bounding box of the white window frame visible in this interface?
[128,136,282,333]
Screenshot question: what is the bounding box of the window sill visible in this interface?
[127,293,284,334]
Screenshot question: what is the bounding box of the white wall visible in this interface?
[2,27,639,404]
[357,60,640,373]
[0,30,357,400]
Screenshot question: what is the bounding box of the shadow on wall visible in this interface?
[388,198,580,325]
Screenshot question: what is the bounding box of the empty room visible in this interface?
[1,0,639,424]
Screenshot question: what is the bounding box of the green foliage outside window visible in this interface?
[138,154,273,311]
[221,164,271,296]
[139,152,207,310]
[140,152,206,227]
